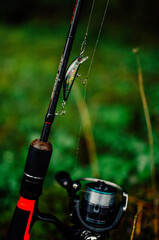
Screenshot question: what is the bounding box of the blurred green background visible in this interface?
[0,0,159,239]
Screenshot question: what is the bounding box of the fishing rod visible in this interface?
[7,0,128,239]
[7,0,84,239]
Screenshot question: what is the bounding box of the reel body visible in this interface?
[49,171,129,240]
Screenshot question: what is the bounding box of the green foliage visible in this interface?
[0,21,159,239]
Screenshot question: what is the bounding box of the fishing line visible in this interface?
[74,0,110,171]
[86,0,110,80]
[80,0,96,56]
[74,0,96,171]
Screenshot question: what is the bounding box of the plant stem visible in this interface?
[130,211,143,240]
[133,48,159,240]
[73,82,99,178]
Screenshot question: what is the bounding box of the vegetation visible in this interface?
[0,1,159,239]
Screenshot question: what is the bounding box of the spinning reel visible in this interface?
[37,171,128,240]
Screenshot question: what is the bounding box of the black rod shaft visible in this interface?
[40,0,84,142]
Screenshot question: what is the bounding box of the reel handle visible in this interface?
[55,171,81,198]
[55,171,72,188]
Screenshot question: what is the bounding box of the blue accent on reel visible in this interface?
[86,186,114,195]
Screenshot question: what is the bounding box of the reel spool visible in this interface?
[82,181,117,226]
